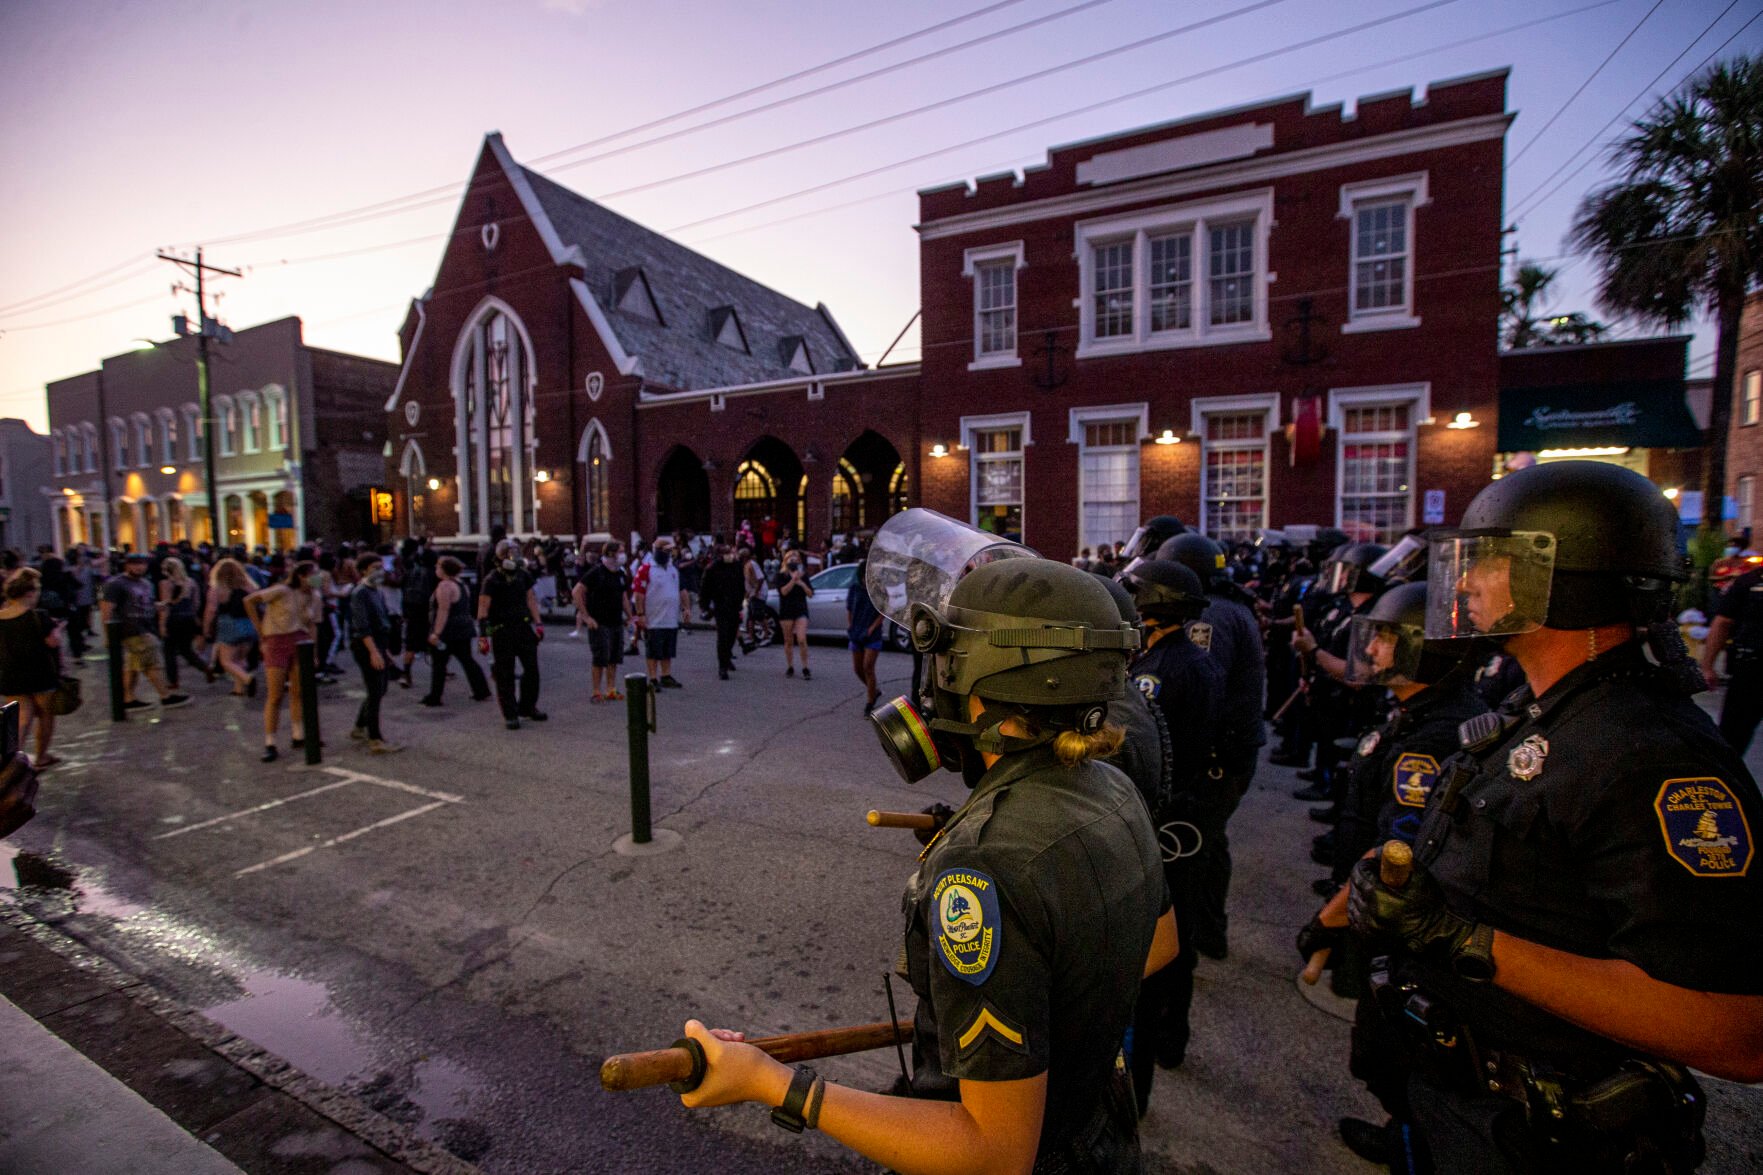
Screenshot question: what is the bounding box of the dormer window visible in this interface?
[779,336,813,375]
[614,267,662,324]
[710,306,748,354]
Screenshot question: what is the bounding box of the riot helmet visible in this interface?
[1346,581,1473,687]
[1367,530,1428,587]
[1122,559,1209,628]
[1426,460,1687,638]
[1154,532,1226,586]
[865,511,1137,783]
[1117,515,1188,575]
[1318,542,1390,596]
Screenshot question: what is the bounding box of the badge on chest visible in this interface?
[1357,730,1381,758]
[933,868,1002,985]
[1507,734,1549,781]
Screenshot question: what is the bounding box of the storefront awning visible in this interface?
[1498,379,1701,452]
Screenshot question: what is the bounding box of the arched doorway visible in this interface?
[656,445,710,538]
[736,436,805,551]
[834,430,907,536]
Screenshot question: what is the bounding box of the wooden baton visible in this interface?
[1299,841,1417,986]
[867,809,939,831]
[600,1019,912,1092]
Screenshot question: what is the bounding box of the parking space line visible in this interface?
[320,766,465,804]
[233,801,452,878]
[152,779,358,840]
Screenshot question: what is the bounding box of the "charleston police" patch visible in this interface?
[1134,674,1161,702]
[1391,753,1439,809]
[933,868,1001,985]
[1656,778,1753,878]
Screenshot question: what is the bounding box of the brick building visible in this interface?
[45,318,397,552]
[1725,291,1763,536]
[0,419,53,554]
[394,72,1522,557]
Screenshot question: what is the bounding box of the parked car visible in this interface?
[760,562,907,650]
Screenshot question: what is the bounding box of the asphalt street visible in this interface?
[5,627,1762,1173]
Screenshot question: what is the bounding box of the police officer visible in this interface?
[476,538,546,730]
[1348,461,1763,1171]
[1122,559,1223,1071]
[1155,533,1266,958]
[677,550,1177,1172]
[1297,580,1488,1168]
[1701,560,1763,754]
[1292,543,1390,828]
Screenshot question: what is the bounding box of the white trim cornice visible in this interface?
[917,113,1510,242]
[635,364,920,409]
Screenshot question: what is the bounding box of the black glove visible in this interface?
[913,803,955,847]
[1346,855,1495,982]
[1296,915,1339,962]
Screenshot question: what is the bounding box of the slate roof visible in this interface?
[519,167,860,391]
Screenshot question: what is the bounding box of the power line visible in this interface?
[191,0,1052,249]
[1507,0,1668,166]
[682,0,1620,247]
[0,257,160,321]
[665,0,1466,235]
[0,291,170,335]
[1509,2,1758,220]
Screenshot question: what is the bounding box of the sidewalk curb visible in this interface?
[0,904,478,1175]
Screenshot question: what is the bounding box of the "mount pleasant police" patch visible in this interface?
[1656,777,1754,878]
[933,868,1001,985]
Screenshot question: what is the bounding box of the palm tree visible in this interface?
[1570,54,1763,530]
[1501,262,1558,349]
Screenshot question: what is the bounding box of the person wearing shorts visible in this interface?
[634,537,689,689]
[246,561,321,763]
[100,552,189,711]
[775,551,813,679]
[573,542,631,703]
[846,558,885,709]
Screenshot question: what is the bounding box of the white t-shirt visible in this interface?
[640,561,682,629]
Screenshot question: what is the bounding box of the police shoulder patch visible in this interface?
[1134,674,1161,701]
[1656,778,1754,878]
[1186,621,1213,652]
[933,868,1002,985]
[1391,753,1440,809]
[955,1000,1028,1056]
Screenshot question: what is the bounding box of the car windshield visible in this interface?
[814,566,856,589]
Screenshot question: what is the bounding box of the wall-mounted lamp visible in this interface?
[1445,411,1480,430]
[533,469,551,483]
[929,444,950,458]
[1153,429,1181,445]
[426,477,442,491]
[1663,486,1680,501]
[159,465,176,475]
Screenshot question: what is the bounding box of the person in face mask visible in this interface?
[572,541,632,703]
[346,555,402,754]
[476,538,547,729]
[633,537,689,688]
[699,544,748,681]
[776,550,814,679]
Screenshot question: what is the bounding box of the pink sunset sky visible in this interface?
[2,0,1756,432]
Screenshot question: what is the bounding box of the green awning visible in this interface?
[1498,379,1701,452]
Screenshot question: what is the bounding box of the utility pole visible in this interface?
[157,248,240,546]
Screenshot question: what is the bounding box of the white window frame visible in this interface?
[964,241,1026,371]
[51,430,65,476]
[961,410,1031,543]
[130,413,152,469]
[181,404,201,462]
[81,422,98,473]
[155,408,176,465]
[1192,393,1280,539]
[215,395,237,457]
[1069,403,1149,550]
[238,390,262,454]
[1739,475,1756,532]
[1339,173,1428,333]
[110,418,128,471]
[1074,188,1274,358]
[1328,383,1429,539]
[265,386,287,450]
[1742,370,1761,427]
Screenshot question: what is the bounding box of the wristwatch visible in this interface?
[770,1065,818,1133]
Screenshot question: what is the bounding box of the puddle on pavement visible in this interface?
[2,843,485,1153]
[201,967,486,1146]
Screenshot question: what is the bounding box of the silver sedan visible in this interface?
[761,563,908,650]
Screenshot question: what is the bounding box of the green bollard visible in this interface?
[296,640,322,765]
[625,672,655,843]
[107,620,126,722]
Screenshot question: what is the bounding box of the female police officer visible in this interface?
[1348,461,1763,1171]
[677,512,1177,1173]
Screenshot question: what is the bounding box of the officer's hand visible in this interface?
[914,802,955,846]
[1347,856,1476,963]
[677,1019,786,1109]
[534,624,544,642]
[1296,915,1339,962]
[478,637,490,656]
[1292,630,1318,656]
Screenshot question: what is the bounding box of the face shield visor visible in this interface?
[1318,559,1361,595]
[1345,615,1425,686]
[864,508,1037,629]
[1424,530,1557,639]
[1368,534,1427,586]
